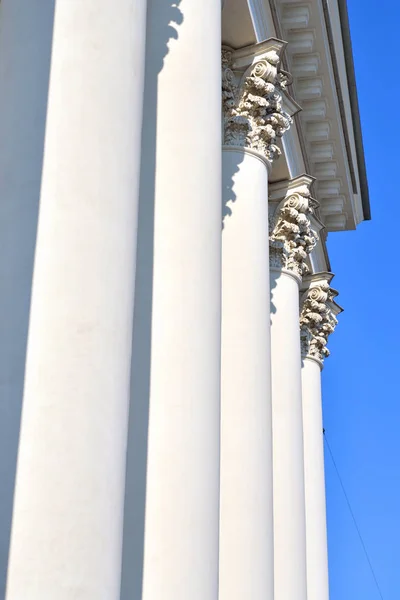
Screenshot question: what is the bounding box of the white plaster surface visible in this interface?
[4,1,147,597]
[220,149,274,600]
[132,2,222,600]
[0,1,349,597]
[0,1,57,595]
[270,270,308,600]
[302,357,330,600]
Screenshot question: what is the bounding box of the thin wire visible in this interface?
[323,430,384,600]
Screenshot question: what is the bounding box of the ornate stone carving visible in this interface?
[300,279,340,363]
[222,45,293,164]
[269,184,318,278]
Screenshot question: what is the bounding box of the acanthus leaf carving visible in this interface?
[299,279,340,364]
[269,184,318,278]
[222,45,293,164]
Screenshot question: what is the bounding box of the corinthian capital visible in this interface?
[269,175,319,279]
[299,273,342,365]
[222,40,298,165]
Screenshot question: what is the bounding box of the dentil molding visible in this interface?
[269,174,320,279]
[222,39,300,166]
[299,272,343,365]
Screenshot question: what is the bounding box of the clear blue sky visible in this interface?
[323,1,398,598]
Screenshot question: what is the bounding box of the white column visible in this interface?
[221,148,273,600]
[0,2,58,595]
[269,177,317,600]
[299,274,341,600]
[270,269,307,600]
[219,43,294,600]
[139,3,222,600]
[301,357,329,600]
[5,1,147,598]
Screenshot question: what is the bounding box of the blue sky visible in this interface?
[323,1,398,598]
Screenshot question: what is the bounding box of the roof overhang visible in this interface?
[222,0,369,232]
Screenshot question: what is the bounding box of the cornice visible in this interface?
[267,0,366,231]
[247,0,275,41]
[222,0,368,231]
[337,0,370,220]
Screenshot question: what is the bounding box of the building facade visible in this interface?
[0,0,369,599]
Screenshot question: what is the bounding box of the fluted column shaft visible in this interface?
[5,1,147,598]
[139,3,222,600]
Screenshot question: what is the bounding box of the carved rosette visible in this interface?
[299,281,339,363]
[269,185,318,279]
[222,46,293,164]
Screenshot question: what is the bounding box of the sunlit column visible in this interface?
[300,274,342,600]
[269,175,318,600]
[5,1,147,598]
[140,3,222,600]
[220,42,296,600]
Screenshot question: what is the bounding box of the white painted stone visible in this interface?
[314,161,338,178]
[282,5,310,29]
[138,2,222,600]
[5,1,147,598]
[306,121,331,141]
[299,274,341,600]
[287,31,314,54]
[302,357,329,600]
[276,0,364,231]
[324,214,347,230]
[268,179,318,600]
[0,0,58,594]
[292,54,319,77]
[310,142,334,162]
[219,40,299,600]
[297,78,323,100]
[0,1,367,597]
[220,148,274,600]
[270,269,308,600]
[320,196,345,216]
[318,179,342,197]
[301,99,327,120]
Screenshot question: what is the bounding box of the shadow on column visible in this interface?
[222,152,244,230]
[120,2,183,599]
[0,1,56,596]
[270,268,282,317]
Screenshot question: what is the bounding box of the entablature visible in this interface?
[222,0,369,232]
